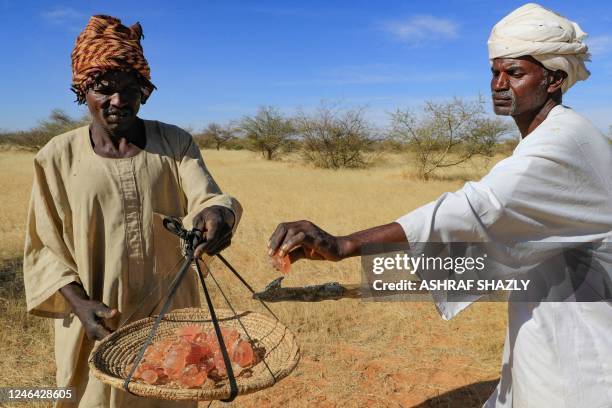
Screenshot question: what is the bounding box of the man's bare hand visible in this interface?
[59,282,117,341]
[192,205,235,258]
[268,220,350,263]
[73,299,118,341]
[267,221,407,266]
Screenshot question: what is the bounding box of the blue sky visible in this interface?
[2,0,612,132]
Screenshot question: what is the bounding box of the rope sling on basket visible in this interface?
[88,216,300,402]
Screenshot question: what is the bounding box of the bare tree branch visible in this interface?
[296,103,375,169]
[390,97,511,179]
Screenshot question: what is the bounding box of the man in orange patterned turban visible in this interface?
[23,15,242,408]
[71,15,155,104]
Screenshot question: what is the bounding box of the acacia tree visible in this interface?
[195,122,235,150]
[390,97,511,179]
[295,104,374,169]
[240,107,294,160]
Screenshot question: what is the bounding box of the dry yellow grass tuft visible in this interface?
[0,149,507,407]
[0,152,33,262]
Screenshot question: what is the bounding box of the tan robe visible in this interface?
[23,120,242,408]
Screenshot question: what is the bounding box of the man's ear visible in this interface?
[547,70,567,94]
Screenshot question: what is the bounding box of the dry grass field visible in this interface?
[0,148,507,407]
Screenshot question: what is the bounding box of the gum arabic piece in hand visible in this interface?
[268,253,291,275]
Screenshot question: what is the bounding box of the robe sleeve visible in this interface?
[23,156,80,318]
[175,131,243,231]
[396,125,610,320]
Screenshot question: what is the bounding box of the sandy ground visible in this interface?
[0,148,506,407]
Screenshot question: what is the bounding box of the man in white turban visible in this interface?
[267,3,611,407]
[488,3,590,93]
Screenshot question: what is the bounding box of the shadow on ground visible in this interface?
[413,379,499,408]
[0,257,24,297]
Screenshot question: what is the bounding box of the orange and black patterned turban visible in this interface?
[71,15,156,104]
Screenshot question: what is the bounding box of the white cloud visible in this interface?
[41,6,85,25]
[381,15,459,46]
[586,35,612,56]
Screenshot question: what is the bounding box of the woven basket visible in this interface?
[89,308,300,401]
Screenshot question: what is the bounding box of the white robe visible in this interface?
[396,105,612,407]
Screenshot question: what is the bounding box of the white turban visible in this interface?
[488,3,590,93]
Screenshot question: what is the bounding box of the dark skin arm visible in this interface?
[59,205,233,341]
[270,60,567,265]
[268,220,407,262]
[192,205,236,258]
[59,282,118,341]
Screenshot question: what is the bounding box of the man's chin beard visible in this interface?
[493,106,515,116]
[494,109,510,116]
[104,118,137,135]
[106,114,136,125]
